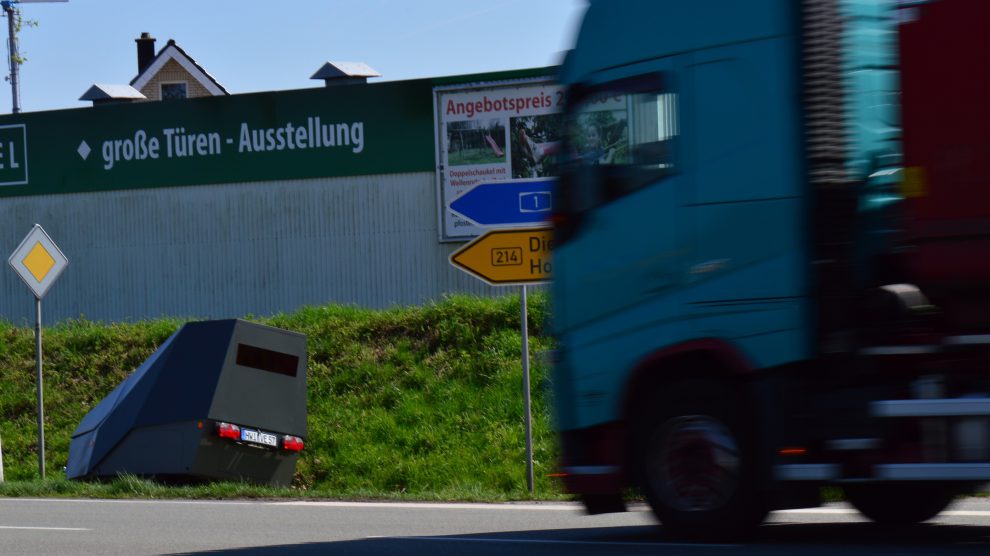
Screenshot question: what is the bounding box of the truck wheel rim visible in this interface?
[651,415,740,512]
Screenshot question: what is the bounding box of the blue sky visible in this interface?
[5,0,586,114]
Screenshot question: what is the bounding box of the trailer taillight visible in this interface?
[215,422,240,440]
[282,435,304,452]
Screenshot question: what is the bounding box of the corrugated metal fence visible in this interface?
[0,173,515,323]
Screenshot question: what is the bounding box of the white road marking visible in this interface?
[774,508,990,518]
[274,501,583,511]
[0,497,583,511]
[0,526,91,531]
[775,508,859,515]
[0,498,261,506]
[2,498,989,517]
[368,535,740,548]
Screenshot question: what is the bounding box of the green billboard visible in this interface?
[0,76,434,196]
[0,80,436,197]
[0,68,553,198]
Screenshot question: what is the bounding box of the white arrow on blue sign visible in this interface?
[450,178,556,227]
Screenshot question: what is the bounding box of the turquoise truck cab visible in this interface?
[551,0,990,538]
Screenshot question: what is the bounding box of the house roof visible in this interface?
[79,84,146,101]
[130,39,228,95]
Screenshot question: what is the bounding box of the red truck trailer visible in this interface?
[899,0,990,331]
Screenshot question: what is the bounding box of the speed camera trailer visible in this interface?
[66,319,307,486]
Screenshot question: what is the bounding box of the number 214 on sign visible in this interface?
[491,247,522,266]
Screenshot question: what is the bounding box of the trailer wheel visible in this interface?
[844,483,957,526]
[637,379,768,539]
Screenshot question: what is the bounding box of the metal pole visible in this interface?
[35,296,44,479]
[4,3,20,114]
[0,432,5,482]
[521,285,534,493]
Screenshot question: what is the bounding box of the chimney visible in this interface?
[135,32,156,74]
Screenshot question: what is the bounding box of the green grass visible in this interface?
[447,147,505,166]
[0,294,566,500]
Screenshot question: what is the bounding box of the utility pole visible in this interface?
[2,1,20,113]
[3,0,67,114]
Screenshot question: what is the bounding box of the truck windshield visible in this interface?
[560,74,678,212]
[567,92,676,168]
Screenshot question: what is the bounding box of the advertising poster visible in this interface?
[435,79,564,241]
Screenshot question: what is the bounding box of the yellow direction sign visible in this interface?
[450,227,552,285]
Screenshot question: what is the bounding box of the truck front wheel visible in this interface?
[637,379,768,539]
[844,483,957,526]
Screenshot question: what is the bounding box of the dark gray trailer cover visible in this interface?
[66,319,307,486]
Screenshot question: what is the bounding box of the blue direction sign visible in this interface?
[450,178,555,227]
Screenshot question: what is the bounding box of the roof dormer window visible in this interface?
[161,82,188,100]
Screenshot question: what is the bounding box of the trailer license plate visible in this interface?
[240,428,277,447]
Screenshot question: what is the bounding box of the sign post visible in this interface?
[520,284,533,493]
[34,296,41,477]
[8,224,68,479]
[450,227,551,493]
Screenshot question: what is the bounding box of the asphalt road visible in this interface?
[1,497,990,555]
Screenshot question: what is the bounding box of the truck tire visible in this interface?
[636,379,768,539]
[844,483,956,526]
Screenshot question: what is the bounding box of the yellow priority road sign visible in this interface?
[8,224,69,300]
[449,227,552,286]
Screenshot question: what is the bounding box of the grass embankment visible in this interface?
[0,294,563,500]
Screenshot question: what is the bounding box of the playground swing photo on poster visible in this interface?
[446,119,507,166]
